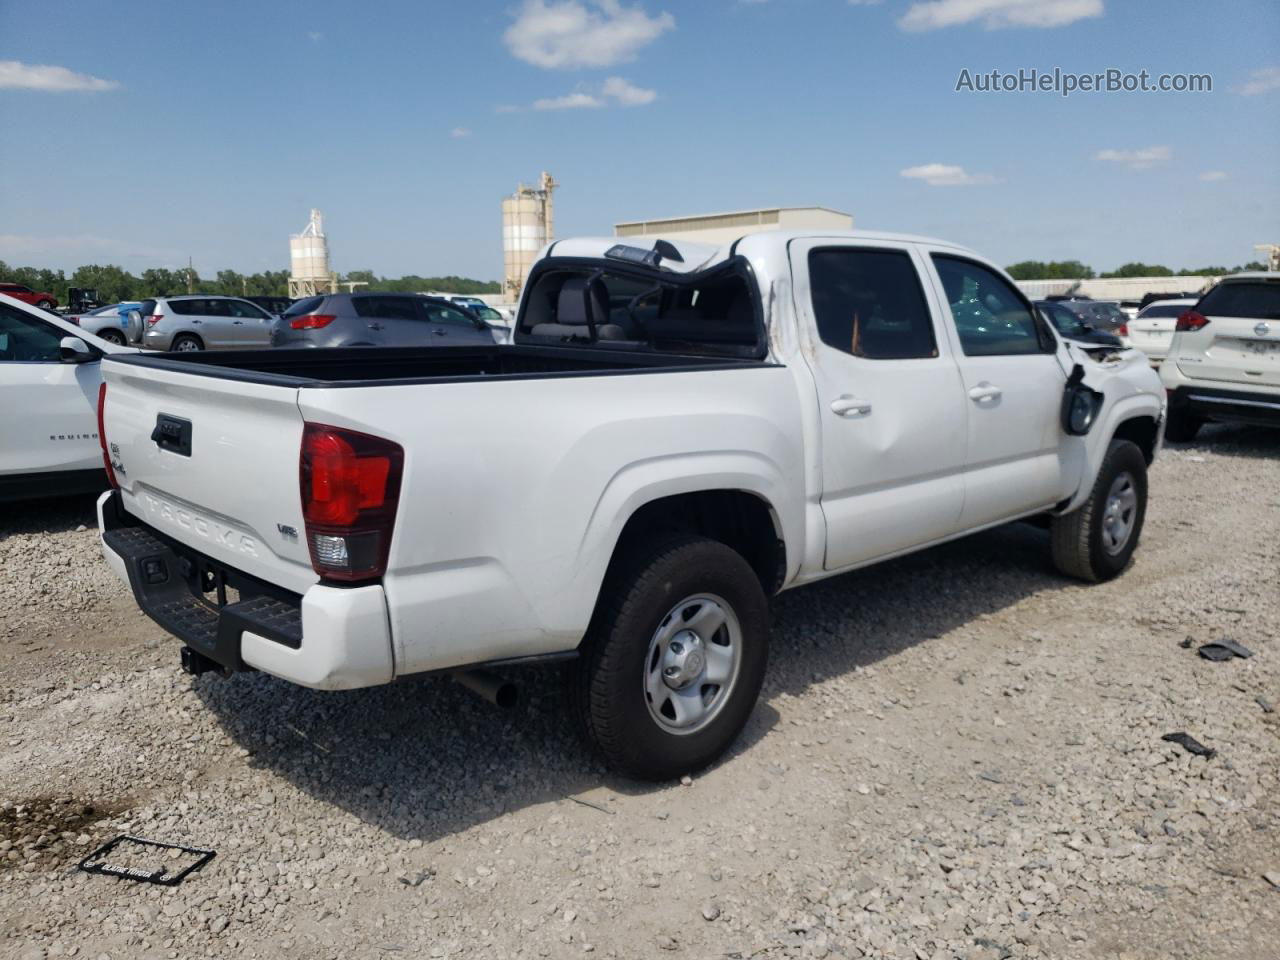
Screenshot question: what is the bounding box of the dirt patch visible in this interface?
[0,796,127,875]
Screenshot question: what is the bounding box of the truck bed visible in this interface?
[105,344,771,387]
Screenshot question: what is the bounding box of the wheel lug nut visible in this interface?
[670,641,683,654]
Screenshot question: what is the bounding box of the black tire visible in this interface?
[170,334,203,352]
[1163,408,1202,442]
[573,535,770,781]
[1050,438,1148,582]
[97,329,126,346]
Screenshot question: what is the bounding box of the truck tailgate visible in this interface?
[101,359,318,595]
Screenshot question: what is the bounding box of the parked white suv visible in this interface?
[1128,298,1197,364]
[136,296,274,351]
[1160,273,1280,440]
[96,231,1164,779]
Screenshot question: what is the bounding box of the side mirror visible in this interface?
[60,336,93,363]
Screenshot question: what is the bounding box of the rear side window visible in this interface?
[1197,281,1280,320]
[354,296,422,322]
[283,297,324,318]
[808,248,937,359]
[167,299,196,315]
[933,255,1050,356]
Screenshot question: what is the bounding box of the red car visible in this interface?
[0,282,58,310]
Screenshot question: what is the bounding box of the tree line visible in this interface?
[1005,260,1268,281]
[0,261,501,305]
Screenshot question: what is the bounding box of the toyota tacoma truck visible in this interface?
[95,231,1164,779]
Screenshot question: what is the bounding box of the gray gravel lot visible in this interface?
[1,425,1278,960]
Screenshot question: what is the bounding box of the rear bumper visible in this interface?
[1168,386,1280,428]
[97,490,394,689]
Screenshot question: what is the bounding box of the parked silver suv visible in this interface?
[136,296,274,351]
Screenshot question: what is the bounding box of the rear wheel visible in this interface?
[97,329,126,346]
[36,299,54,310]
[1050,438,1148,582]
[573,535,770,781]
[170,334,203,352]
[1163,408,1202,442]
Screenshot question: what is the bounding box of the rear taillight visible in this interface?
[1176,310,1209,332]
[97,382,118,489]
[68,316,81,326]
[1117,323,1128,337]
[299,423,403,582]
[290,314,336,330]
[147,313,163,326]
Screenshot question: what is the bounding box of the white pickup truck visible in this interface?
[96,231,1164,779]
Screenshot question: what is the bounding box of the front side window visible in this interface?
[426,304,477,327]
[227,299,268,319]
[933,255,1049,356]
[808,248,937,359]
[0,303,63,362]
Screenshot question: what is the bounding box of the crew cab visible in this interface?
[95,231,1164,779]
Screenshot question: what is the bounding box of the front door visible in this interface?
[925,253,1070,528]
[0,303,102,477]
[790,240,968,570]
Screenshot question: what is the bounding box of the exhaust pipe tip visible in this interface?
[452,669,519,710]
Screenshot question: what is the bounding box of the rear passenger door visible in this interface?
[925,252,1070,527]
[790,239,969,569]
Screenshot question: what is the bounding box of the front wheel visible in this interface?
[573,535,770,781]
[1050,438,1148,582]
[36,300,54,311]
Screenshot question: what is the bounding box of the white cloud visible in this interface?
[1096,145,1170,170]
[848,0,884,5]
[307,31,323,42]
[1236,66,1280,96]
[449,127,472,138]
[899,163,996,186]
[1198,170,1228,182]
[899,0,1102,31]
[504,0,674,69]
[534,91,605,110]
[530,76,656,110]
[601,75,656,105]
[0,60,119,92]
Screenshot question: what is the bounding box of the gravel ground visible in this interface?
[1,424,1278,960]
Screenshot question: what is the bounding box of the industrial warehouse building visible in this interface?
[614,206,853,248]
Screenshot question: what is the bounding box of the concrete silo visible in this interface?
[289,209,336,297]
[502,172,557,299]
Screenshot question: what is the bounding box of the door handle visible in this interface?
[432,329,448,336]
[368,322,384,331]
[968,383,1002,403]
[831,396,872,417]
[232,320,244,325]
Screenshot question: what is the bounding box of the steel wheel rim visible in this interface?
[174,339,199,351]
[643,593,742,736]
[1101,471,1138,555]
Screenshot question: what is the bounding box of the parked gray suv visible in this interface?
[136,296,274,351]
[271,294,502,348]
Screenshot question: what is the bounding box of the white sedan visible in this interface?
[0,293,133,502]
[1128,298,1197,363]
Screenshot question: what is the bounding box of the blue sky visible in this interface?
[1,0,1277,280]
